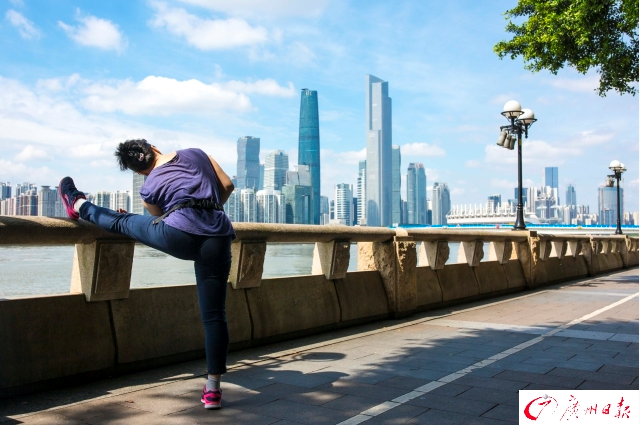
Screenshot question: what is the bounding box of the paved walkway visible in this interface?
[2,269,638,424]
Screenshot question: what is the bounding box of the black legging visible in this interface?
[80,202,232,374]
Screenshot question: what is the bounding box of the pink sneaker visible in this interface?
[201,386,222,410]
[58,177,86,220]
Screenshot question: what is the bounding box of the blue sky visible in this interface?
[1,0,638,212]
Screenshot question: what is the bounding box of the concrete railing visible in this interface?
[0,216,638,397]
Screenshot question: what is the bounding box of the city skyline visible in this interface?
[0,1,637,214]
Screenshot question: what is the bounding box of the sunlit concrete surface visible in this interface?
[2,269,638,425]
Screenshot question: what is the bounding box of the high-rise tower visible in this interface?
[264,150,289,191]
[391,145,401,224]
[365,74,392,227]
[407,163,427,224]
[298,89,321,225]
[132,174,149,215]
[237,136,260,190]
[432,182,451,226]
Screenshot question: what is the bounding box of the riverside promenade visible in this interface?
[2,269,638,425]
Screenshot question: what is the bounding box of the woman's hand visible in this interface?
[117,209,128,213]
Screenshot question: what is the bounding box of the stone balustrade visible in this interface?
[0,216,638,397]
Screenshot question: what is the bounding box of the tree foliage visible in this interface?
[494,0,639,96]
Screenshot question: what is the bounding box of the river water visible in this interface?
[0,242,462,298]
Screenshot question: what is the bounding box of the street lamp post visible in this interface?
[608,160,626,235]
[497,101,537,230]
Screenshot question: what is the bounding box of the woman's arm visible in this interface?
[142,201,163,217]
[208,155,234,205]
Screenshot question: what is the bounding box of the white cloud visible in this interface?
[36,74,82,92]
[150,2,269,50]
[568,129,615,147]
[629,179,639,190]
[319,148,365,196]
[465,159,480,168]
[58,11,126,52]
[451,188,465,196]
[400,142,446,157]
[0,160,56,184]
[484,140,581,166]
[490,178,515,190]
[175,0,331,18]
[545,75,600,93]
[80,76,253,115]
[224,78,295,97]
[14,145,50,162]
[425,168,439,182]
[5,10,40,39]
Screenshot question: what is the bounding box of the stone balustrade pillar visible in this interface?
[312,240,351,279]
[516,235,540,287]
[552,240,567,260]
[582,240,599,276]
[358,235,417,318]
[488,241,512,265]
[566,240,582,257]
[457,241,484,267]
[228,239,267,289]
[70,239,135,302]
[419,241,449,270]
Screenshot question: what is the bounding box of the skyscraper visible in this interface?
[0,182,10,200]
[256,189,285,223]
[432,182,451,226]
[237,136,260,189]
[365,74,392,227]
[132,174,149,215]
[392,145,401,224]
[95,191,111,209]
[282,184,312,224]
[110,191,131,212]
[356,160,366,225]
[241,188,257,222]
[264,150,289,191]
[298,88,321,225]
[487,194,501,213]
[320,195,330,225]
[566,184,576,206]
[38,186,57,217]
[407,163,427,224]
[334,183,353,226]
[598,182,623,226]
[544,167,559,204]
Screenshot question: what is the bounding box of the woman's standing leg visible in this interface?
[195,235,232,409]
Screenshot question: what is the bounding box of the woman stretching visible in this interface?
[58,139,235,410]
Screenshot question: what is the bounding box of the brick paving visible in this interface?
[1,269,637,424]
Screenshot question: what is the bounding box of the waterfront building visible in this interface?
[237,136,260,190]
[1,182,10,200]
[320,196,330,225]
[334,184,353,226]
[282,184,312,224]
[352,197,358,226]
[110,191,131,212]
[258,164,265,191]
[38,186,57,217]
[298,88,321,225]
[487,194,501,213]
[256,189,285,223]
[241,188,257,223]
[0,197,17,215]
[132,174,150,215]
[365,74,392,227]
[432,182,451,226]
[566,184,576,206]
[265,150,289,191]
[224,189,241,222]
[18,189,38,216]
[356,160,366,225]
[544,166,559,198]
[514,187,529,210]
[407,163,427,224]
[286,165,311,187]
[391,145,401,224]
[401,200,408,224]
[598,182,623,226]
[95,191,111,209]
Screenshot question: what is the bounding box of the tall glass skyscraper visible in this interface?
[237,136,260,189]
[392,145,401,224]
[298,89,321,225]
[265,150,289,191]
[544,167,559,203]
[365,74,392,227]
[356,160,366,225]
[432,182,451,226]
[407,163,426,224]
[132,174,149,215]
[566,184,576,206]
[598,184,623,225]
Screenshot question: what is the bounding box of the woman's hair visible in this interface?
[114,139,156,172]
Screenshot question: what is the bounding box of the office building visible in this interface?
[224,189,241,222]
[544,167,559,203]
[298,88,321,225]
[320,195,330,225]
[240,188,256,222]
[407,163,427,224]
[110,191,131,212]
[132,174,149,215]
[566,184,576,206]
[258,164,265,191]
[18,189,38,216]
[432,182,451,226]
[365,74,392,226]
[237,136,260,190]
[38,186,57,217]
[94,191,111,209]
[264,150,289,191]
[391,145,401,224]
[352,197,358,226]
[598,182,623,226]
[487,194,501,213]
[282,184,312,224]
[256,189,285,223]
[514,187,528,207]
[1,182,10,200]
[334,184,353,226]
[356,160,366,225]
[286,165,311,186]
